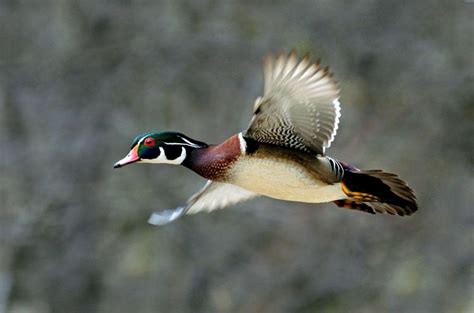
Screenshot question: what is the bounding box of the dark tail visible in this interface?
[335,167,418,216]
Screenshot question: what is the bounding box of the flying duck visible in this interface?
[114,51,418,225]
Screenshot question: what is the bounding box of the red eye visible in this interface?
[144,137,155,147]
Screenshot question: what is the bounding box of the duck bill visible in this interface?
[114,146,140,168]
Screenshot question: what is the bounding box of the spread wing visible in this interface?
[245,51,341,156]
[148,181,258,225]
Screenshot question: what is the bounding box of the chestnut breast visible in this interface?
[188,134,243,181]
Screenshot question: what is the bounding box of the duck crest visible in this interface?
[185,134,243,181]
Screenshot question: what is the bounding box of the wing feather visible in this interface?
[246,51,341,155]
[148,181,258,225]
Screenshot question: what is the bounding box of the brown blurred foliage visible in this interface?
[0,1,472,313]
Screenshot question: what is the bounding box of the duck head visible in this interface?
[114,131,207,168]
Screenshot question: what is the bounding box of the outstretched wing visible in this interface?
[148,181,258,225]
[245,51,341,156]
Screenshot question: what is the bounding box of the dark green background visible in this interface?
[0,1,472,312]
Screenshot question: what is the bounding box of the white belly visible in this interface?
[229,157,347,203]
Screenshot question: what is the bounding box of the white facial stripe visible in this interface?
[136,136,146,147]
[164,142,198,148]
[140,146,187,165]
[180,136,198,146]
[238,132,247,155]
[163,136,202,148]
[180,136,202,148]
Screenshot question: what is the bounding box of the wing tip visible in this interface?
[263,49,339,90]
[147,206,186,226]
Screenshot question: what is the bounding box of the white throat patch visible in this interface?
[141,146,187,165]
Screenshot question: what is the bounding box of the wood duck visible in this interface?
[114,51,418,225]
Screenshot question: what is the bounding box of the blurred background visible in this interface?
[0,1,472,312]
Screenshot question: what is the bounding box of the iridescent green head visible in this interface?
[114,131,207,168]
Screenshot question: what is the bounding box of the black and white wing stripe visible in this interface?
[245,51,341,156]
[326,156,345,181]
[148,181,258,225]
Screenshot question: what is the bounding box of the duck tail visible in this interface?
[335,166,418,216]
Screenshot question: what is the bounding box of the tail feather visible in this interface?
[336,168,418,216]
[334,199,376,214]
